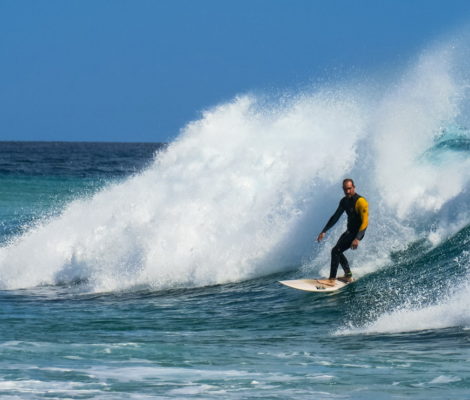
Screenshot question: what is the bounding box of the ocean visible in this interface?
[1,45,470,399]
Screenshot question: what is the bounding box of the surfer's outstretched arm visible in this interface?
[317,203,344,242]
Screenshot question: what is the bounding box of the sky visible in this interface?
[1,0,470,143]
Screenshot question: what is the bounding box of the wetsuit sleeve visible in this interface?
[355,197,368,240]
[321,201,344,233]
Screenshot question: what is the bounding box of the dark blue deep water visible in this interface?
[1,142,470,399]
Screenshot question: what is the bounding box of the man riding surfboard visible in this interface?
[316,179,368,285]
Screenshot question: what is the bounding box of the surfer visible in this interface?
[316,179,368,284]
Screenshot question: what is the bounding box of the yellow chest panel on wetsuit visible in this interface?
[342,194,368,234]
[354,197,368,233]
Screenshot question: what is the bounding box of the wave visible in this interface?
[1,36,470,294]
[0,92,366,291]
[338,272,470,335]
[342,286,470,334]
[338,226,470,335]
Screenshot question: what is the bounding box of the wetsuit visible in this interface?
[321,194,368,279]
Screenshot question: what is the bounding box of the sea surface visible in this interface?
[0,139,469,400]
[2,45,470,399]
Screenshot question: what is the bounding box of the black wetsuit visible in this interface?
[321,193,368,279]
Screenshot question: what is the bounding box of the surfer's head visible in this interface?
[342,178,356,197]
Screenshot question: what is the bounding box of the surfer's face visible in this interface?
[343,182,355,197]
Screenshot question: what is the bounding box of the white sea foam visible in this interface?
[167,384,217,395]
[0,92,366,291]
[340,280,470,335]
[373,46,463,218]
[0,379,105,398]
[1,38,470,292]
[429,375,461,384]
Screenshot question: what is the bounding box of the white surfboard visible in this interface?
[279,278,354,292]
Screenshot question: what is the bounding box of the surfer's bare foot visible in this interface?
[317,278,336,286]
[338,276,353,283]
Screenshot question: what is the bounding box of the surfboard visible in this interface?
[279,278,354,292]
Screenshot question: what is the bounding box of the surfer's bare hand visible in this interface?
[351,239,359,249]
[317,232,325,242]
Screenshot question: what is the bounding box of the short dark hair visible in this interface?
[343,178,355,187]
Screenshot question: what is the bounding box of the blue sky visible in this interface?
[1,0,470,143]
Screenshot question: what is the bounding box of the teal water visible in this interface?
[2,277,470,399]
[1,138,470,398]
